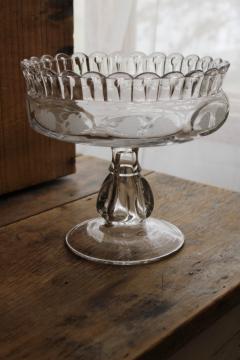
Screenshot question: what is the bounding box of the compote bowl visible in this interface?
[21,52,230,265]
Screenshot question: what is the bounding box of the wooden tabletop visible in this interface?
[0,155,240,360]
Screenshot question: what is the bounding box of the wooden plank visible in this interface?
[168,304,240,360]
[0,174,240,360]
[0,172,240,359]
[0,0,75,195]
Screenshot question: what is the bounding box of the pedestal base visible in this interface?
[65,217,184,265]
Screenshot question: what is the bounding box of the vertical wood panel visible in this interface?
[0,0,75,195]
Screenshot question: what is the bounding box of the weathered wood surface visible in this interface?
[0,0,75,195]
[0,162,240,359]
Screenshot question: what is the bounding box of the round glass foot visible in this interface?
[65,217,184,265]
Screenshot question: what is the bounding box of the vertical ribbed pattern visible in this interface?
[21,52,230,103]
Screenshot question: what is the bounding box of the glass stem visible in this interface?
[97,148,154,225]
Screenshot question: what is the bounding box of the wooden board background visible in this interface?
[0,0,75,195]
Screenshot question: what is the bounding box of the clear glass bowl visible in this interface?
[21,52,230,265]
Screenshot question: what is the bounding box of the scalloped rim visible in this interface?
[21,51,230,80]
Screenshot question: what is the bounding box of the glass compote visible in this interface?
[21,52,230,265]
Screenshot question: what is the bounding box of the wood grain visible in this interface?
[0,170,240,359]
[0,0,75,195]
